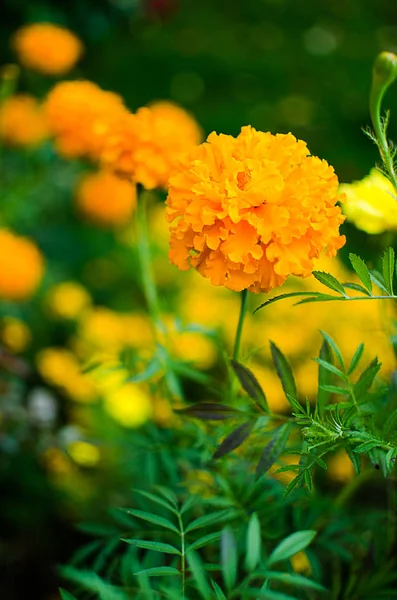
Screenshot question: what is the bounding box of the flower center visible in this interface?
[237,169,251,190]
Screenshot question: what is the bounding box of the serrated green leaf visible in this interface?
[60,590,78,600]
[231,360,269,412]
[221,527,237,591]
[313,271,346,295]
[267,531,316,566]
[345,446,361,475]
[213,420,255,459]
[187,549,212,600]
[133,566,180,577]
[317,340,333,416]
[256,424,292,480]
[349,254,372,293]
[211,580,227,600]
[270,342,297,400]
[353,441,381,453]
[121,539,181,554]
[370,270,389,294]
[124,509,179,534]
[342,282,371,296]
[185,509,235,533]
[187,531,222,551]
[245,513,261,572]
[295,294,343,305]
[319,384,350,395]
[133,489,178,515]
[320,331,344,367]
[385,448,397,472]
[348,343,365,375]
[175,402,240,420]
[383,247,396,295]
[263,571,326,592]
[152,485,178,508]
[254,292,328,313]
[354,357,381,396]
[312,358,345,379]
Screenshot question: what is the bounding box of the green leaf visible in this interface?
[348,343,365,375]
[349,254,372,294]
[221,527,237,591]
[312,358,345,379]
[346,446,361,475]
[133,566,180,577]
[295,294,343,305]
[256,424,292,480]
[317,340,332,417]
[354,357,381,396]
[121,539,181,554]
[213,420,255,459]
[211,580,227,600]
[254,291,328,313]
[248,591,299,600]
[231,360,269,412]
[267,531,316,566]
[370,270,389,294]
[60,590,78,600]
[342,282,371,296]
[187,531,222,551]
[187,549,212,600]
[385,448,397,472]
[270,342,297,400]
[128,356,162,383]
[124,509,179,534]
[353,441,381,453]
[175,402,240,420]
[313,271,346,295]
[382,247,395,295]
[263,571,326,592]
[245,513,261,572]
[320,331,344,367]
[185,509,235,533]
[133,489,178,515]
[319,384,350,395]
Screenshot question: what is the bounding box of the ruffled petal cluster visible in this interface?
[340,168,397,234]
[0,94,48,147]
[101,101,202,189]
[166,126,345,293]
[75,170,137,227]
[44,80,127,159]
[12,23,83,75]
[0,230,44,300]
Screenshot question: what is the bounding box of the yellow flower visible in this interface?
[291,551,312,575]
[0,317,31,353]
[171,330,218,369]
[340,168,397,234]
[101,100,202,189]
[328,452,355,483]
[36,347,96,402]
[0,94,48,147]
[78,307,125,353]
[166,125,345,293]
[67,441,100,467]
[118,313,155,350]
[12,23,83,75]
[46,281,91,319]
[104,382,153,427]
[44,80,127,159]
[0,230,44,301]
[75,170,137,227]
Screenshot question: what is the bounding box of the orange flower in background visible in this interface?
[101,101,202,189]
[12,23,83,75]
[75,170,137,226]
[44,80,127,159]
[0,94,48,147]
[166,126,345,293]
[0,230,44,301]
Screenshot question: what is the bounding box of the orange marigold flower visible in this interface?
[12,23,83,76]
[101,101,202,189]
[0,230,44,301]
[44,80,127,159]
[75,170,137,227]
[0,94,48,147]
[166,126,345,293]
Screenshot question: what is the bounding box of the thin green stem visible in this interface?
[370,80,397,193]
[233,289,248,362]
[177,512,186,599]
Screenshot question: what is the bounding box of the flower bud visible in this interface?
[372,52,397,89]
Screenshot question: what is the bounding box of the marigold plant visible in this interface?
[166,125,346,293]
[75,170,137,227]
[0,94,48,147]
[12,23,83,75]
[0,230,44,301]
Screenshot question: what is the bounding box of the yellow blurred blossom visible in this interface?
[291,551,312,575]
[104,382,153,427]
[78,307,125,353]
[75,170,137,227]
[0,317,31,353]
[0,94,48,147]
[36,347,96,402]
[171,330,218,369]
[12,23,83,75]
[185,469,215,497]
[46,281,91,320]
[340,168,397,234]
[42,447,72,475]
[0,230,44,301]
[67,441,100,467]
[328,452,355,483]
[118,313,155,350]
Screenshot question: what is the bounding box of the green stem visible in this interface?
[370,84,397,193]
[232,289,248,361]
[178,512,186,599]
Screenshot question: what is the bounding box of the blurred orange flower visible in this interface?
[75,170,137,227]
[44,80,127,159]
[12,23,83,75]
[101,101,202,189]
[0,94,48,147]
[0,230,44,301]
[166,125,345,293]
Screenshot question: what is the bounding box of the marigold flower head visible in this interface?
[0,230,44,301]
[75,170,137,227]
[340,168,397,234]
[46,281,91,319]
[36,347,96,402]
[101,100,202,189]
[44,80,127,159]
[12,23,83,75]
[166,125,345,293]
[0,94,48,147]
